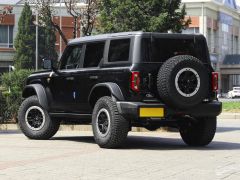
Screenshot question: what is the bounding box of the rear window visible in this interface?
[141,38,208,63]
[83,41,105,68]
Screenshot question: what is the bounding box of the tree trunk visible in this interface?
[51,22,68,45]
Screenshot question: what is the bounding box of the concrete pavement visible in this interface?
[0,118,240,180]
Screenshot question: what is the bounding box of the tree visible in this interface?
[14,2,35,69]
[1,69,33,122]
[33,0,100,45]
[65,0,100,37]
[34,0,69,45]
[100,0,191,33]
[38,6,58,62]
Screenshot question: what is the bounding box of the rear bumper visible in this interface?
[116,101,222,120]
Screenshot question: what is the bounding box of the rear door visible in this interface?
[73,41,106,113]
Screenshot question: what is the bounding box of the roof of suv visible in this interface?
[68,32,205,45]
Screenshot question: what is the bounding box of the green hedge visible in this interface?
[0,69,33,123]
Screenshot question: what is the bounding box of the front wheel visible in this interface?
[92,96,129,148]
[18,96,60,140]
[179,116,216,146]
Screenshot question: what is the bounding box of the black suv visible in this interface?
[18,32,222,148]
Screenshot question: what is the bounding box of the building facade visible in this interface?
[0,0,81,74]
[182,0,240,93]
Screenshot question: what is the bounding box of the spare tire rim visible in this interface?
[25,106,45,131]
[96,108,111,137]
[175,68,200,97]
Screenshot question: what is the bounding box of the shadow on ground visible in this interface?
[0,130,21,134]
[51,134,240,151]
[217,126,240,133]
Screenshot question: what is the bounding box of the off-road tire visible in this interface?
[18,96,60,140]
[92,96,129,148]
[157,55,209,109]
[179,116,216,146]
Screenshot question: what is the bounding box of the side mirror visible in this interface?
[42,59,52,69]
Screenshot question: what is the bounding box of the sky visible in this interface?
[236,0,240,6]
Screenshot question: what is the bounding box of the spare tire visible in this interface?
[157,55,209,109]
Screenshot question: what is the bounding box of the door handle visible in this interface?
[89,76,98,80]
[65,77,74,81]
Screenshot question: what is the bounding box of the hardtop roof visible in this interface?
[68,32,204,45]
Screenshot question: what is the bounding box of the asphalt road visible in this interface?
[0,118,240,180]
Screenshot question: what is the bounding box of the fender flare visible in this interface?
[22,84,49,111]
[88,83,125,103]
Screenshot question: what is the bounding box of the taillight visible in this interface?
[212,72,218,91]
[131,71,140,92]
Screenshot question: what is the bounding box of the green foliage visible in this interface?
[99,0,191,33]
[38,6,58,62]
[222,102,240,112]
[14,2,36,69]
[0,70,33,122]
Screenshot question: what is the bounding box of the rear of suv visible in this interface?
[18,32,222,148]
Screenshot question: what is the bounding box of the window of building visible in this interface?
[222,24,229,32]
[234,36,238,54]
[223,33,228,45]
[60,45,83,69]
[207,28,212,52]
[108,39,130,62]
[83,41,105,68]
[0,25,14,48]
[213,30,218,53]
[232,74,240,86]
[182,27,199,34]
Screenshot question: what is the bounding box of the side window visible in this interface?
[83,41,105,68]
[108,39,130,62]
[60,45,83,69]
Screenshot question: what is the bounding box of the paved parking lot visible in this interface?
[0,118,240,180]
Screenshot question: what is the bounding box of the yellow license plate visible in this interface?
[139,108,164,118]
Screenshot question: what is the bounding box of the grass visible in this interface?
[222,101,240,112]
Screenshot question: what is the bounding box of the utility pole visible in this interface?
[35,10,39,70]
[60,1,62,57]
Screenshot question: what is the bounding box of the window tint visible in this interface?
[108,39,130,62]
[83,42,105,68]
[142,38,208,63]
[60,45,83,69]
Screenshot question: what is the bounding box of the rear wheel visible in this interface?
[92,96,129,148]
[179,116,216,146]
[18,96,60,140]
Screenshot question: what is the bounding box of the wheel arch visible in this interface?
[22,84,49,111]
[88,83,125,108]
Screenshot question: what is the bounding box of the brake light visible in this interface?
[212,72,218,91]
[131,71,140,92]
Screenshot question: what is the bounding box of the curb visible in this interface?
[218,113,240,120]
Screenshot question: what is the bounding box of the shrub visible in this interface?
[0,69,33,122]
